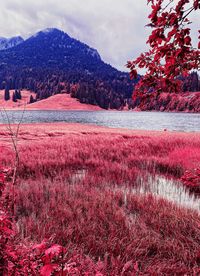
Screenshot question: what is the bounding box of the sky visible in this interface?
[0,0,199,72]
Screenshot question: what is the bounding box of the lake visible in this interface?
[0,110,199,132]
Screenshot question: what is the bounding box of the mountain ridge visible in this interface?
[0,36,24,50]
[0,28,135,110]
[0,28,117,76]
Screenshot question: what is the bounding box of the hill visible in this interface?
[24,94,103,110]
[26,94,102,111]
[0,28,136,110]
[0,90,103,111]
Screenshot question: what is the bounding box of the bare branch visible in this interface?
[0,102,26,216]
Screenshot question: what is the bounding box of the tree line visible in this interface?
[0,66,136,109]
[1,66,199,110]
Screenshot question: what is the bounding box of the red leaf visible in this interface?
[122,260,133,273]
[194,0,199,9]
[184,36,191,45]
[130,69,137,80]
[33,240,47,255]
[40,264,58,276]
[45,244,63,258]
[134,261,139,271]
[0,173,5,183]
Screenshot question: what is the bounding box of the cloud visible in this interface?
[0,0,199,72]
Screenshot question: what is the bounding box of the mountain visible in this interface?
[0,28,119,76]
[0,28,136,109]
[0,36,24,50]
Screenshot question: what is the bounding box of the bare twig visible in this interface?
[0,103,26,216]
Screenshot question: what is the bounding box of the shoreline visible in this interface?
[1,107,200,114]
[0,122,199,146]
[0,90,200,113]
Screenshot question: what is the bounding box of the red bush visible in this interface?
[181,167,200,192]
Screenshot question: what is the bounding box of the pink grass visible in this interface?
[0,123,200,274]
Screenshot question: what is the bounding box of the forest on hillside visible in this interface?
[0,66,199,110]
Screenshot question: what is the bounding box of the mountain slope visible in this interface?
[0,28,118,76]
[0,36,24,50]
[0,28,135,110]
[0,90,103,110]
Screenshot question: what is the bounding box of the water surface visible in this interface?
[0,110,199,132]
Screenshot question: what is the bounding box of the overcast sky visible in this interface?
[0,0,199,72]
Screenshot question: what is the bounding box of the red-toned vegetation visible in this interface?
[128,0,200,95]
[181,167,200,192]
[1,124,200,274]
[131,91,200,112]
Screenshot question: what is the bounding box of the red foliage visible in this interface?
[0,168,106,275]
[131,91,200,112]
[181,167,200,191]
[0,169,14,276]
[128,0,200,96]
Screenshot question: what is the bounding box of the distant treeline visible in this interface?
[182,71,200,92]
[0,66,199,110]
[0,66,137,109]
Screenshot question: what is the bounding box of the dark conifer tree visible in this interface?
[15,89,22,100]
[4,87,10,101]
[29,95,35,104]
[12,92,17,102]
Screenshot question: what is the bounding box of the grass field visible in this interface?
[1,123,200,274]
